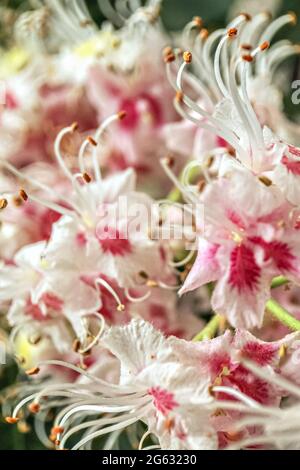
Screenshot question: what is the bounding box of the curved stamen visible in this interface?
[78,313,106,355]
[212,385,261,408]
[71,404,152,450]
[95,278,125,312]
[257,13,297,73]
[125,288,151,303]
[92,112,127,183]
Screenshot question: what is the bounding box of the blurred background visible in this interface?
[0,0,299,449]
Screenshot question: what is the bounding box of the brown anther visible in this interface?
[17,421,31,434]
[228,28,238,38]
[139,271,149,280]
[28,402,40,414]
[279,344,287,359]
[55,440,61,446]
[28,334,42,346]
[164,155,175,168]
[163,46,173,57]
[87,136,97,146]
[193,16,203,28]
[197,180,206,192]
[199,28,209,40]
[146,280,158,288]
[164,417,175,431]
[205,156,215,168]
[241,43,252,51]
[13,196,23,207]
[242,54,253,62]
[224,430,242,442]
[241,12,252,21]
[73,338,81,353]
[19,189,28,202]
[288,12,297,25]
[183,51,192,63]
[82,350,92,358]
[83,173,92,184]
[117,304,125,312]
[51,426,64,435]
[0,198,8,210]
[71,122,79,132]
[208,385,215,397]
[118,110,127,120]
[175,91,183,103]
[164,52,176,63]
[260,41,270,51]
[259,176,272,187]
[80,19,93,28]
[5,417,19,424]
[25,366,40,376]
[213,409,226,417]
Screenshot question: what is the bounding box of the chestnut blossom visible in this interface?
[6,320,219,450]
[178,167,300,328]
[0,56,97,166]
[164,13,300,202]
[224,361,300,450]
[2,4,300,453]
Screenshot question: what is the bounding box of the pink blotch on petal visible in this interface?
[25,300,47,322]
[148,387,178,416]
[76,232,87,247]
[217,136,229,148]
[39,209,61,240]
[226,209,246,230]
[281,155,300,176]
[5,91,19,110]
[250,237,295,272]
[98,228,132,257]
[229,245,260,293]
[209,352,231,376]
[119,93,162,131]
[41,292,64,311]
[288,145,300,157]
[241,341,278,366]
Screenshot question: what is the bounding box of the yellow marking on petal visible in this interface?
[221,366,230,377]
[231,231,243,244]
[279,344,287,359]
[74,32,120,58]
[14,335,33,370]
[40,258,49,270]
[0,47,29,79]
[82,213,94,229]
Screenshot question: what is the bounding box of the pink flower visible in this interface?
[86,37,179,191]
[170,328,300,447]
[0,62,97,167]
[180,169,300,328]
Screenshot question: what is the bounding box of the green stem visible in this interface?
[193,314,221,341]
[167,165,201,203]
[271,276,289,289]
[266,298,300,331]
[167,186,183,203]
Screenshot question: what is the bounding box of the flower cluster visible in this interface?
[1,0,300,451]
